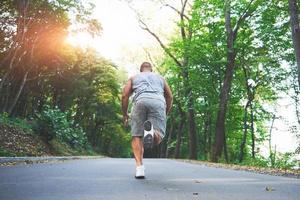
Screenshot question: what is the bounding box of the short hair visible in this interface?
[140,62,153,72]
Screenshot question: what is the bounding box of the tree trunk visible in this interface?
[223,133,229,163]
[213,0,237,162]
[174,119,185,158]
[269,114,276,167]
[203,113,209,160]
[203,107,212,160]
[165,117,175,158]
[292,81,300,125]
[289,0,300,88]
[2,85,11,113]
[13,88,28,117]
[0,71,10,95]
[207,112,212,159]
[187,99,197,159]
[7,71,29,116]
[175,102,186,159]
[239,103,249,162]
[183,69,197,159]
[160,131,169,158]
[138,1,197,159]
[250,102,255,158]
[174,116,185,159]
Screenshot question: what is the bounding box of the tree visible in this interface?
[212,0,260,162]
[0,0,101,116]
[133,0,198,159]
[159,0,286,163]
[0,0,130,157]
[288,0,300,89]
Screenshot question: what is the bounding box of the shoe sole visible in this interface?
[143,121,153,150]
[143,134,153,150]
[144,120,152,131]
[135,176,145,179]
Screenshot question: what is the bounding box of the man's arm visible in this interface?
[164,79,173,115]
[121,78,133,126]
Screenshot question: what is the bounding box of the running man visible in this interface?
[121,62,173,179]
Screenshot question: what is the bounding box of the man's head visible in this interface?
[140,62,153,72]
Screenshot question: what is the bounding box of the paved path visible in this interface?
[0,158,299,200]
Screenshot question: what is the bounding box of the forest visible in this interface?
[0,0,299,169]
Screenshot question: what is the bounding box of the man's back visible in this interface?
[131,72,165,103]
[121,62,173,178]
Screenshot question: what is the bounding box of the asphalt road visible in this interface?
[0,158,299,200]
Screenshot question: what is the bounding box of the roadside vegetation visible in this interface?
[0,0,299,171]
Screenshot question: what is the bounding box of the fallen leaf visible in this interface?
[194,180,203,183]
[265,186,275,191]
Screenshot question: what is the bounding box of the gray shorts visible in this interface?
[130,98,166,138]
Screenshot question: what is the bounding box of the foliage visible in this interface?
[0,148,16,157]
[98,123,131,158]
[271,152,299,170]
[240,156,270,168]
[0,0,130,157]
[147,0,299,168]
[48,138,97,156]
[0,0,298,170]
[35,105,88,149]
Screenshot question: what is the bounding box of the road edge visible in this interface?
[174,159,300,179]
[0,156,105,166]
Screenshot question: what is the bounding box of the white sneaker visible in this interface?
[143,120,154,150]
[135,165,145,179]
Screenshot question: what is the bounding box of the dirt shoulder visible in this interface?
[0,156,105,167]
[0,124,51,157]
[0,123,100,160]
[177,159,300,179]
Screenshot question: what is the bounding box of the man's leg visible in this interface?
[154,131,163,145]
[146,99,166,147]
[130,101,147,178]
[131,136,144,166]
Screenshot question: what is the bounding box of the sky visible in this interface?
[66,0,177,76]
[66,0,299,157]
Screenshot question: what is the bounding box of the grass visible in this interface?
[49,139,99,156]
[0,148,28,157]
[0,113,100,157]
[0,113,34,134]
[0,148,15,157]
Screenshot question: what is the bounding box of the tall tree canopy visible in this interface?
[0,0,298,165]
[135,0,299,165]
[0,0,130,157]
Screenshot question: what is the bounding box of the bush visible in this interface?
[241,155,269,168]
[241,153,299,170]
[272,152,298,170]
[0,148,16,157]
[35,105,88,149]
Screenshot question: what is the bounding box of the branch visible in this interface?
[225,0,232,35]
[142,47,157,68]
[180,0,189,41]
[164,3,190,20]
[233,0,256,37]
[181,0,189,14]
[139,19,183,68]
[128,2,185,68]
[143,47,165,74]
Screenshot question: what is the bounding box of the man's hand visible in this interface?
[123,114,129,127]
[121,78,133,127]
[164,79,173,115]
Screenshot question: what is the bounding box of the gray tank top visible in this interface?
[131,72,165,103]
